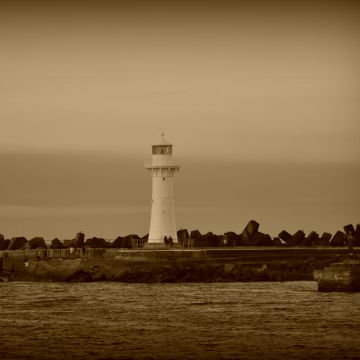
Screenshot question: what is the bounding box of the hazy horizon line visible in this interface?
[1,148,359,166]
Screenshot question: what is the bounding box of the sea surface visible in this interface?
[0,281,359,360]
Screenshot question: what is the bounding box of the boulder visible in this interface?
[7,237,28,250]
[312,232,332,246]
[74,232,85,247]
[0,234,6,250]
[193,232,207,247]
[288,230,306,246]
[343,224,356,249]
[278,230,292,243]
[224,232,241,246]
[177,229,190,246]
[303,231,319,246]
[61,233,85,248]
[112,236,126,248]
[273,237,287,246]
[193,232,218,247]
[330,231,345,246]
[190,236,198,247]
[320,232,332,243]
[343,224,355,236]
[85,237,106,248]
[28,237,47,249]
[51,238,65,249]
[216,235,225,246]
[241,220,260,245]
[63,239,73,248]
[251,232,273,246]
[213,233,223,247]
[355,224,360,246]
[112,234,139,248]
[2,239,11,250]
[124,234,141,248]
[190,230,202,240]
[123,234,140,240]
[177,229,190,240]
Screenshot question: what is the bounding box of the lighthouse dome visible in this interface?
[157,133,171,145]
[152,133,172,155]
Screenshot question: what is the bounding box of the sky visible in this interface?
[0,1,359,239]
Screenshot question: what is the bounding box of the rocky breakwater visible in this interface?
[0,247,351,283]
[1,222,359,283]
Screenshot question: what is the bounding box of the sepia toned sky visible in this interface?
[0,1,359,238]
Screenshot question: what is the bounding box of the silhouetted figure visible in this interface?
[169,236,173,247]
[164,236,168,245]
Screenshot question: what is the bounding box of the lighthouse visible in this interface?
[145,133,180,246]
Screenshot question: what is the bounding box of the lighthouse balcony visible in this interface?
[144,158,180,169]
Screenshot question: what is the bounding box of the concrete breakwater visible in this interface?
[1,220,358,282]
[314,259,360,292]
[1,248,359,283]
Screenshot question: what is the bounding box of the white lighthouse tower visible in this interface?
[145,133,180,246]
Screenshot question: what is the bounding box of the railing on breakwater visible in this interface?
[0,238,146,259]
[0,239,197,261]
[0,246,146,260]
[0,238,196,260]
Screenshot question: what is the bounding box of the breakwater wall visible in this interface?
[1,247,359,283]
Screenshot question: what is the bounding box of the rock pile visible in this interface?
[1,221,359,250]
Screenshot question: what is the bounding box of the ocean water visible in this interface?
[0,282,359,360]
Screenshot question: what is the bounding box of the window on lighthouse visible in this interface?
[152,145,172,155]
